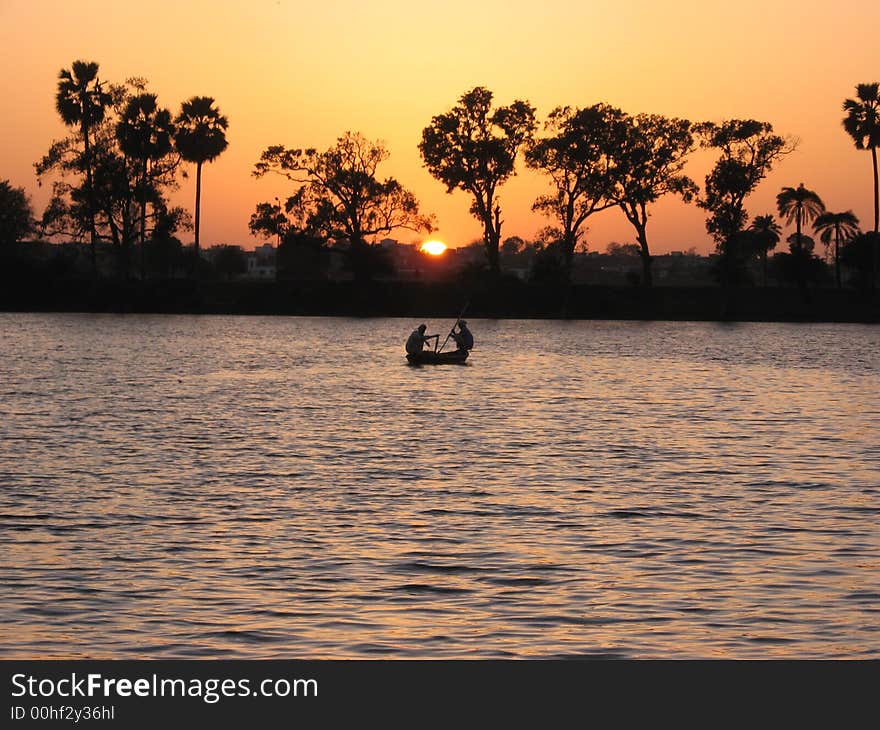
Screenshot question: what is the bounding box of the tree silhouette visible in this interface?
[212,245,247,280]
[116,93,175,277]
[276,230,328,281]
[842,82,880,286]
[174,96,228,269]
[249,201,289,246]
[786,232,816,254]
[0,180,34,245]
[777,183,824,293]
[747,214,781,285]
[525,104,621,283]
[813,210,860,288]
[146,206,189,278]
[770,243,830,288]
[55,60,112,271]
[839,232,876,289]
[606,241,642,257]
[420,87,536,276]
[776,184,825,254]
[696,120,792,286]
[501,235,527,256]
[253,132,433,281]
[38,79,184,278]
[608,113,697,287]
[528,226,567,284]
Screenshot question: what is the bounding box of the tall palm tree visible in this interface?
[843,82,880,287]
[55,60,111,269]
[776,183,825,254]
[748,214,781,285]
[814,210,860,288]
[117,93,175,277]
[174,97,228,271]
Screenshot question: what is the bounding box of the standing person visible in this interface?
[451,320,474,353]
[406,324,438,355]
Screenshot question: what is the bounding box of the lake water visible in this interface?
[1,313,878,659]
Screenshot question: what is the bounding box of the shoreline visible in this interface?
[1,280,878,323]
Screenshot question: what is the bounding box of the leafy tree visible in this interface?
[813,210,860,288]
[770,248,829,287]
[248,201,289,245]
[419,87,536,276]
[706,230,758,286]
[748,214,782,284]
[842,82,880,285]
[525,104,621,281]
[212,245,246,280]
[529,227,566,284]
[38,79,183,278]
[116,92,175,276]
[696,120,792,286]
[840,232,879,289]
[533,225,565,249]
[249,201,328,280]
[174,96,228,266]
[501,235,527,255]
[498,236,534,276]
[0,180,34,245]
[54,60,112,269]
[277,230,328,281]
[608,114,698,287]
[145,206,189,278]
[786,232,816,254]
[253,132,432,280]
[605,241,642,257]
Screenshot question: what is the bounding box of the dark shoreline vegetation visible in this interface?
[2,277,878,323]
[2,60,879,310]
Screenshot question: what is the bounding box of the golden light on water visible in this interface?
[420,240,447,256]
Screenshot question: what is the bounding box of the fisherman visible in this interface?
[405,323,438,355]
[451,320,474,353]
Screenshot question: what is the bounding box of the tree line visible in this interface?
[251,83,880,289]
[1,60,229,279]
[2,60,879,291]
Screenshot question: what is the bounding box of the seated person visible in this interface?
[406,324,438,355]
[451,320,474,352]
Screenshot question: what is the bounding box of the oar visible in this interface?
[437,300,470,354]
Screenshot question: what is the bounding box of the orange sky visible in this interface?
[1,0,878,253]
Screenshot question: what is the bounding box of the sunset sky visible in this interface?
[1,0,878,253]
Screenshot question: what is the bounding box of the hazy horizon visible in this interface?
[2,0,878,252]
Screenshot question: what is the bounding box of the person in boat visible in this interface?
[405,324,438,355]
[451,320,474,353]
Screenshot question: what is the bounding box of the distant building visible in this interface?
[246,243,276,279]
[203,243,276,279]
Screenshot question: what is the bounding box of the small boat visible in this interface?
[406,349,469,365]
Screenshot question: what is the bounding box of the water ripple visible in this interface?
[0,314,878,658]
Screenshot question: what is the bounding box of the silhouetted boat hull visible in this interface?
[406,349,469,365]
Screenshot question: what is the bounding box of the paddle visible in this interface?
[437,300,470,354]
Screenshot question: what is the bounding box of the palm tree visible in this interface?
[174,97,228,271]
[55,60,111,269]
[117,93,175,277]
[748,214,781,285]
[776,183,825,254]
[842,82,880,287]
[814,211,860,288]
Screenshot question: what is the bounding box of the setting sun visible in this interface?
[420,240,447,256]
